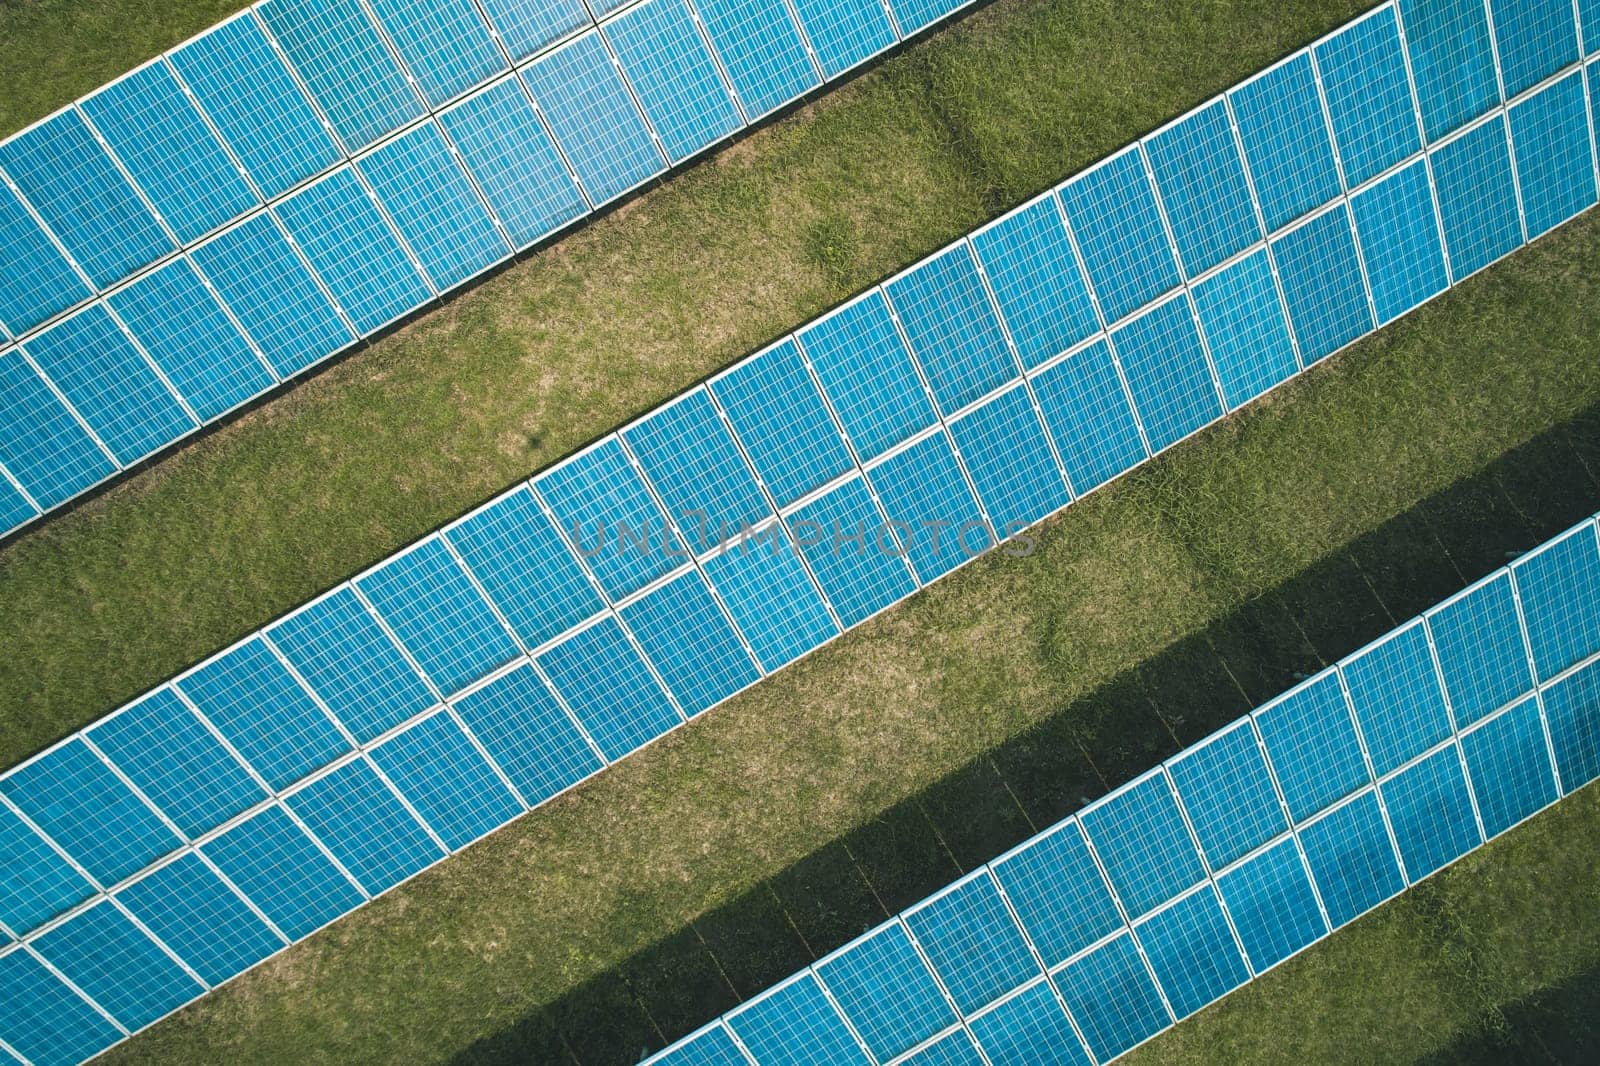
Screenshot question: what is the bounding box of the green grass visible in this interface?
[4,0,1600,1061]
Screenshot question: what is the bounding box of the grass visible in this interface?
[3,0,1599,1061]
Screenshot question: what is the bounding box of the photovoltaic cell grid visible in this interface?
[643,513,1600,1066]
[0,0,983,538]
[3,0,1593,542]
[7,2,1600,1057]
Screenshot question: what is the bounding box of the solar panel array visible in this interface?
[2,0,1600,1060]
[0,0,978,541]
[641,513,1600,1066]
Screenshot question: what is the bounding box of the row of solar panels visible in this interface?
[0,0,1594,541]
[640,515,1600,1066]
[1,1,1597,1060]
[0,0,984,539]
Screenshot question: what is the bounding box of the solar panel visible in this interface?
[1428,114,1524,279]
[477,0,590,62]
[888,0,968,36]
[903,872,1039,1015]
[1143,100,1262,277]
[969,194,1100,370]
[1400,0,1502,142]
[1425,571,1532,727]
[1107,294,1222,454]
[789,0,897,78]
[78,60,259,245]
[1133,885,1249,1019]
[700,523,838,668]
[814,922,957,1060]
[1296,790,1405,928]
[0,804,93,937]
[884,242,1015,414]
[726,973,870,1064]
[1531,659,1600,788]
[1229,52,1343,233]
[1166,720,1288,871]
[1057,147,1182,325]
[692,0,820,119]
[0,350,117,509]
[114,852,284,986]
[1314,7,1421,187]
[1253,671,1371,824]
[1213,836,1326,973]
[1489,0,1581,98]
[606,0,744,162]
[1508,518,1600,680]
[31,899,203,1030]
[989,821,1122,969]
[448,663,605,802]
[946,382,1069,535]
[1350,158,1450,323]
[1508,70,1598,238]
[1189,248,1299,409]
[967,980,1088,1066]
[618,567,761,715]
[199,803,365,940]
[1340,622,1453,777]
[364,0,505,108]
[0,180,92,335]
[281,758,444,895]
[1028,339,1148,495]
[1270,204,1373,363]
[535,616,681,760]
[903,1027,986,1065]
[787,476,917,628]
[0,947,122,1066]
[22,306,195,466]
[166,13,344,202]
[1457,696,1558,839]
[366,710,524,848]
[1378,745,1482,880]
[865,429,989,581]
[1051,933,1170,1061]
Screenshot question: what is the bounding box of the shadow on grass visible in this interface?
[1416,963,1600,1065]
[450,404,1600,1065]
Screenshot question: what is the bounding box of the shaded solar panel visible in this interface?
[1540,658,1600,788]
[78,60,259,244]
[0,109,173,288]
[257,0,423,151]
[1297,790,1405,928]
[1052,933,1170,1062]
[1215,836,1327,973]
[1379,744,1482,880]
[167,13,343,201]
[23,305,195,466]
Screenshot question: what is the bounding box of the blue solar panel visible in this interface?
[969,980,1089,1066]
[177,637,351,791]
[904,873,1038,1015]
[284,758,443,894]
[200,803,364,940]
[816,923,956,1060]
[0,180,91,334]
[1341,622,1453,777]
[1168,720,1287,871]
[1538,658,1600,788]
[1215,836,1326,973]
[623,389,772,553]
[274,168,434,335]
[1230,52,1343,232]
[23,306,194,465]
[0,351,115,509]
[889,0,966,35]
[1252,671,1369,823]
[607,0,742,163]
[1314,7,1422,186]
[0,803,92,936]
[1585,0,1600,54]
[167,14,343,201]
[701,526,838,668]
[790,0,897,78]
[1429,115,1524,279]
[1052,933,1169,1062]
[478,0,590,61]
[800,291,939,461]
[1490,0,1580,97]
[89,687,266,839]
[33,899,202,1030]
[713,338,853,507]
[367,711,523,848]
[366,0,504,107]
[1427,572,1533,727]
[970,195,1100,369]
[727,973,870,1065]
[947,384,1068,534]
[693,0,819,118]
[449,664,604,799]
[648,1023,750,1066]
[1109,295,1221,453]
[1191,248,1298,409]
[257,0,423,150]
[1510,71,1598,238]
[445,487,605,649]
[1135,886,1249,1019]
[1380,745,1481,880]
[520,33,665,207]
[355,537,522,695]
[866,430,990,581]
[436,77,588,249]
[0,110,172,288]
[990,821,1122,969]
[1030,339,1147,494]
[1351,159,1449,323]
[1459,697,1558,837]
[1,737,180,888]
[79,61,258,244]
[536,438,684,601]
[1510,520,1600,680]
[268,587,436,744]
[0,473,35,531]
[116,852,282,986]
[1058,147,1182,324]
[620,567,760,715]
[1401,0,1503,142]
[1271,204,1372,362]
[536,617,681,760]
[190,211,353,379]
[107,258,275,421]
[358,121,509,291]
[1144,100,1262,277]
[0,948,121,1066]
[789,476,917,628]
[1078,773,1206,919]
[902,1028,986,1066]
[885,243,1016,414]
[1297,790,1404,928]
